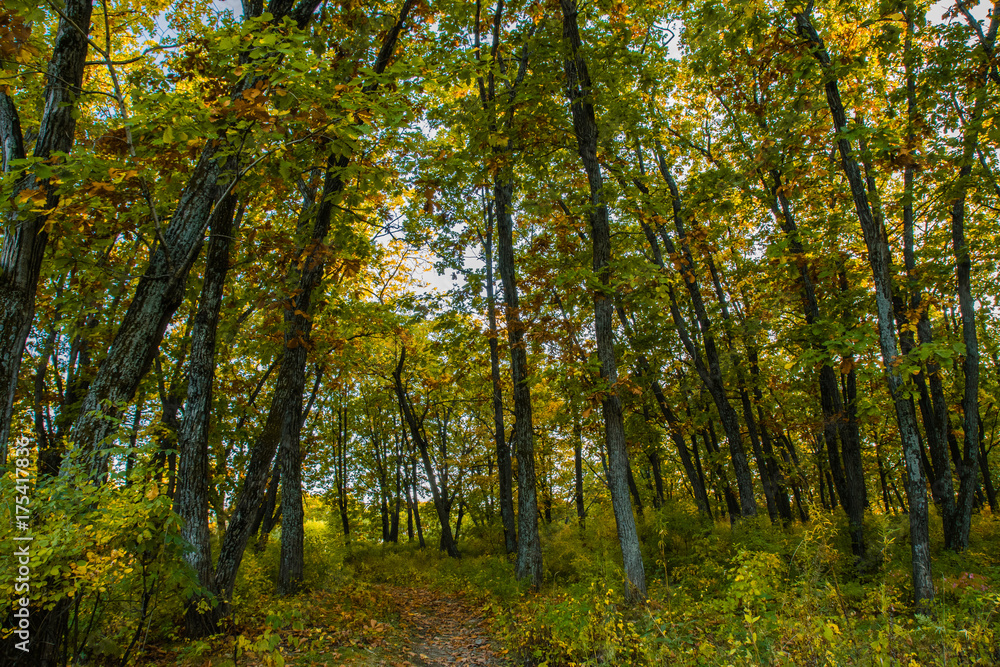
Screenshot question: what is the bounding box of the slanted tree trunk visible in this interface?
[393,346,459,558]
[255,462,281,551]
[616,207,712,519]
[0,0,94,463]
[211,0,414,613]
[795,8,932,602]
[945,2,995,548]
[626,461,644,516]
[2,3,94,659]
[767,171,866,556]
[652,153,757,518]
[561,0,645,602]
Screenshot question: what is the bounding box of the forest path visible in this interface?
[379,585,509,667]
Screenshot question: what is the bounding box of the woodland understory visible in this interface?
[2,0,1000,663]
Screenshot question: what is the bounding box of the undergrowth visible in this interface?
[7,489,998,666]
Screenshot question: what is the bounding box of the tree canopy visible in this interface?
[2,0,1000,662]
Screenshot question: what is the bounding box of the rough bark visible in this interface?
[0,0,94,463]
[473,3,542,583]
[174,196,241,635]
[277,368,305,594]
[946,7,996,546]
[337,401,351,542]
[473,0,522,556]
[64,0,325,480]
[255,462,282,551]
[615,299,712,517]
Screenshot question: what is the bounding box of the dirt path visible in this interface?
[383,585,509,667]
[148,584,511,666]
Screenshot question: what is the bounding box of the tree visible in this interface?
[560,0,646,602]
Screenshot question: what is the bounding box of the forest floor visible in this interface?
[377,585,509,667]
[154,583,510,667]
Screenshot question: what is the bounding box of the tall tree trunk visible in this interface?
[617,215,712,518]
[336,400,351,543]
[174,196,241,636]
[481,198,517,555]
[473,2,520,555]
[389,435,402,542]
[768,170,865,548]
[701,246,786,522]
[795,9,932,602]
[4,4,97,654]
[894,33,959,532]
[495,169,542,584]
[647,154,757,517]
[493,156,541,585]
[474,0,541,583]
[571,395,586,528]
[946,4,996,546]
[277,374,305,594]
[0,0,94,463]
[561,0,646,601]
[62,0,338,480]
[210,0,413,612]
[410,452,425,548]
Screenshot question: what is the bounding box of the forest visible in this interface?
[1,0,999,663]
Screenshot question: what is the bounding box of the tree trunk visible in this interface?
[572,395,586,528]
[277,375,305,594]
[410,453,425,548]
[255,462,281,551]
[211,0,414,610]
[646,155,757,517]
[337,402,351,543]
[389,440,402,542]
[174,196,241,635]
[473,0,535,565]
[616,293,711,518]
[393,346,460,558]
[482,198,517,555]
[627,460,644,516]
[0,0,94,463]
[978,412,997,512]
[495,173,542,584]
[561,0,646,601]
[795,9,932,602]
[648,446,665,508]
[946,18,993,546]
